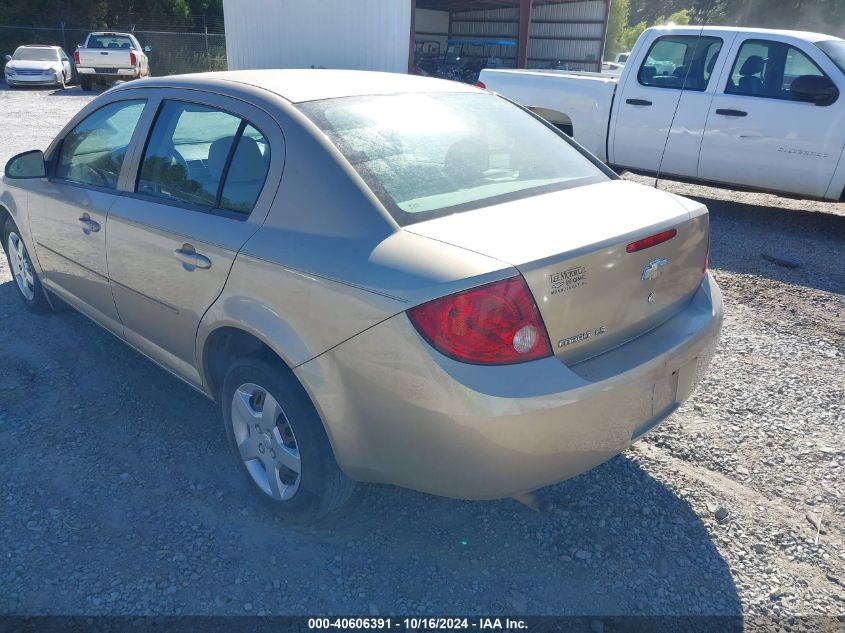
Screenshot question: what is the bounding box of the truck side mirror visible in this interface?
[5,150,46,179]
[791,74,839,106]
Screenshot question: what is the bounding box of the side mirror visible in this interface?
[5,150,46,179]
[4,54,11,62]
[791,74,839,106]
[143,45,152,53]
[61,57,69,62]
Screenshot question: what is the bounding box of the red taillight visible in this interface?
[626,229,677,253]
[73,50,80,64]
[130,51,136,66]
[475,80,486,89]
[407,276,552,365]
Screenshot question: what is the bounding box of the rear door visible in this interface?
[27,98,148,335]
[698,35,845,197]
[611,29,733,176]
[106,91,283,386]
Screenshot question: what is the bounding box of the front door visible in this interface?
[698,36,845,198]
[106,95,280,386]
[27,98,148,334]
[611,32,727,175]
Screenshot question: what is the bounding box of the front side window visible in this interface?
[55,99,146,189]
[137,101,270,214]
[727,39,829,99]
[298,92,607,225]
[638,36,723,91]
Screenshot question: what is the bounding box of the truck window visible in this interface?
[638,36,723,91]
[726,39,830,100]
[87,35,135,50]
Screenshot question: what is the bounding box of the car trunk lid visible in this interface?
[405,180,708,364]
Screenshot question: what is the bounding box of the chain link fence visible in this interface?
[0,23,227,78]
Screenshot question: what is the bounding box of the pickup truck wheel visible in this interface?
[221,357,356,522]
[3,217,51,313]
[80,76,92,91]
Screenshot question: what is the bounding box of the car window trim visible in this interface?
[50,97,149,191]
[214,119,247,208]
[132,97,267,220]
[724,38,835,103]
[637,35,724,92]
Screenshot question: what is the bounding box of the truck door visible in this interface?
[698,35,845,198]
[610,30,732,177]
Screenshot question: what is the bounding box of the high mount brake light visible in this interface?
[626,229,677,253]
[407,276,552,365]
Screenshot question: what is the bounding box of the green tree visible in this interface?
[605,0,630,59]
[621,20,648,51]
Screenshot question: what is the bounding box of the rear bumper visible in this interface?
[77,68,140,78]
[297,273,723,500]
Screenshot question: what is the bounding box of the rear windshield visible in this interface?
[816,39,845,75]
[297,92,608,225]
[13,47,58,61]
[87,35,135,50]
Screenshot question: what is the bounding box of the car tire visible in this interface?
[2,217,51,313]
[221,356,356,522]
[80,76,92,91]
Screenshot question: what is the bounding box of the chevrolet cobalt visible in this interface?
[1,70,723,520]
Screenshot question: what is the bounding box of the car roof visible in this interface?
[650,25,840,43]
[16,45,61,50]
[128,69,481,104]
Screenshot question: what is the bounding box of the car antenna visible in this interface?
[653,26,705,191]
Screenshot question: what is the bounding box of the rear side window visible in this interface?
[638,36,723,91]
[136,101,270,214]
[55,99,146,190]
[726,39,829,100]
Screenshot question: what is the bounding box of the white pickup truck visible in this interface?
[74,31,150,91]
[480,27,845,201]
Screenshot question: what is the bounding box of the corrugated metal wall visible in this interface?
[223,0,412,73]
[448,1,608,72]
[529,1,607,70]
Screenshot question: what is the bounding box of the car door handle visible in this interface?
[77,215,100,233]
[173,246,211,270]
[715,109,748,117]
[626,98,653,106]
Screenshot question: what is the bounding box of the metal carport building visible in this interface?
[223,0,610,75]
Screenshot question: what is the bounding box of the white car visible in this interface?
[4,45,73,89]
[480,26,845,200]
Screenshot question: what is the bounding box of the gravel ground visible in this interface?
[0,84,843,625]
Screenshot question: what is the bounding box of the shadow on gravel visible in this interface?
[681,194,845,294]
[0,279,740,619]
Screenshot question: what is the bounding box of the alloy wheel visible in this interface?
[7,231,36,302]
[231,382,302,500]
